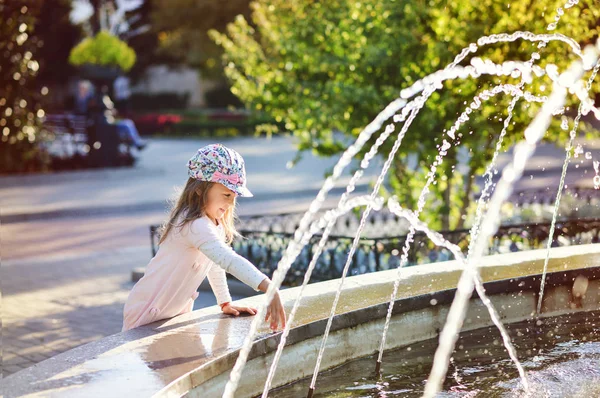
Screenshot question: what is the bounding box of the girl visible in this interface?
[122,144,286,332]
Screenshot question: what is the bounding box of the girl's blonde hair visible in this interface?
[158,177,240,246]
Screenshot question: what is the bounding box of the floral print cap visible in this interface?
[187,143,253,197]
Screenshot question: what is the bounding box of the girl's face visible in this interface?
[205,183,237,224]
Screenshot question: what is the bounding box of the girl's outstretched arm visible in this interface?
[207,265,257,316]
[189,217,268,291]
[206,264,232,306]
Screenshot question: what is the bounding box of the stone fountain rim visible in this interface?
[156,243,600,397]
[1,244,599,398]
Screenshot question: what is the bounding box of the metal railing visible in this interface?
[149,216,600,287]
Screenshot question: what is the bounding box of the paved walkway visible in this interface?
[2,133,599,377]
[1,135,378,222]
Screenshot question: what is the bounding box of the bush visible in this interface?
[69,30,136,72]
[129,112,183,135]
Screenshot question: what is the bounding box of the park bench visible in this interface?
[42,112,139,168]
[41,113,89,159]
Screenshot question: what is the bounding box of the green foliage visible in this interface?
[35,0,83,84]
[150,0,251,78]
[0,1,52,174]
[212,0,600,229]
[69,30,136,72]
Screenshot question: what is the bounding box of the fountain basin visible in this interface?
[2,244,599,397]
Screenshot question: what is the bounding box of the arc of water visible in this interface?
[232,51,473,398]
[261,124,407,395]
[537,60,600,314]
[466,2,595,310]
[306,70,547,394]
[307,104,427,394]
[387,19,590,359]
[263,79,453,397]
[466,1,578,266]
[260,63,498,394]
[407,52,540,392]
[262,88,547,397]
[467,49,549,255]
[422,49,595,398]
[222,96,407,398]
[435,54,543,394]
[387,198,530,393]
[469,52,600,256]
[476,31,581,57]
[222,33,592,398]
[375,84,546,372]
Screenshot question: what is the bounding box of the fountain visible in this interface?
[2,3,600,398]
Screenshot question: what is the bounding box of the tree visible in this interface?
[0,0,51,173]
[211,0,600,230]
[34,0,83,86]
[150,0,252,78]
[122,0,174,82]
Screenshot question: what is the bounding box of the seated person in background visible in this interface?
[96,85,147,151]
[68,80,94,116]
[113,75,132,117]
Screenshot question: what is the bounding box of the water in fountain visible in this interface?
[222,27,600,398]
[272,310,600,397]
[386,198,530,393]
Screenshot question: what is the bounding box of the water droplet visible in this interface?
[585,152,592,160]
[574,144,584,158]
[560,117,569,130]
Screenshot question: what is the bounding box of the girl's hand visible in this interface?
[256,278,287,332]
[265,292,286,332]
[221,303,257,316]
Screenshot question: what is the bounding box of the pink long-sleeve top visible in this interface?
[122,215,267,331]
